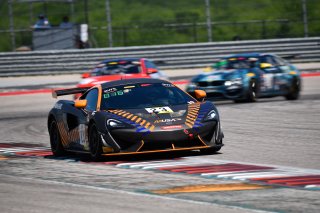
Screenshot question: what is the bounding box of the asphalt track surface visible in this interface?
[0,75,320,212]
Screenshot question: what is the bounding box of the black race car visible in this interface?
[48,78,224,160]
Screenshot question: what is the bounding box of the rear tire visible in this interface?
[285,78,300,100]
[49,120,66,156]
[88,124,103,161]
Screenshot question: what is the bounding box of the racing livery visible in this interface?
[78,58,167,88]
[48,78,224,160]
[186,53,301,102]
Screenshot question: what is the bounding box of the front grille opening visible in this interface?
[139,137,205,152]
[207,92,224,99]
[111,134,138,150]
[226,88,242,96]
[198,81,225,87]
[202,127,216,143]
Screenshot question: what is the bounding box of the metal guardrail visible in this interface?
[0,37,319,77]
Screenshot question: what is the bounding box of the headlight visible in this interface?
[204,110,217,121]
[79,78,94,85]
[107,119,126,129]
[188,82,197,88]
[225,78,242,86]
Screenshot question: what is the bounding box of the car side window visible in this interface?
[82,89,98,111]
[260,55,275,66]
[273,56,287,66]
[145,60,158,69]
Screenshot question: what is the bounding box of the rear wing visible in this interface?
[280,54,300,60]
[52,87,90,98]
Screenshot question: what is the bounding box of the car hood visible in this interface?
[105,102,215,129]
[192,69,247,82]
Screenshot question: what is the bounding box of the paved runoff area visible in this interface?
[0,74,320,212]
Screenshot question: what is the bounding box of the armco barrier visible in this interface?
[0,37,319,77]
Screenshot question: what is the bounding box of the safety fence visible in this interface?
[0,37,319,77]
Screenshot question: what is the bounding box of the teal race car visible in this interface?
[186,53,301,102]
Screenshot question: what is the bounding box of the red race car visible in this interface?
[78,58,168,89]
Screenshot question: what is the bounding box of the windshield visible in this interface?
[214,57,258,69]
[91,60,142,76]
[100,83,195,110]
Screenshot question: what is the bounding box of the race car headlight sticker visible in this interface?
[204,110,216,121]
[107,119,126,129]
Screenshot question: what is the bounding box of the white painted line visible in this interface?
[232,172,308,180]
[0,147,49,153]
[201,169,274,177]
[142,163,215,170]
[130,161,198,169]
[116,160,182,167]
[305,185,320,188]
[239,172,316,180]
[216,171,283,178]
[116,158,209,168]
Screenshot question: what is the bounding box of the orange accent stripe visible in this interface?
[197,135,208,146]
[123,113,130,117]
[149,125,155,131]
[186,123,194,128]
[185,123,193,128]
[136,140,144,152]
[102,145,209,156]
[145,122,151,128]
[186,118,194,123]
[140,120,146,125]
[125,113,132,118]
[0,156,7,160]
[131,116,138,121]
[187,114,197,119]
[118,111,127,115]
[136,118,142,123]
[189,111,198,115]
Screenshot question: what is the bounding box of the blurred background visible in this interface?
[1,0,320,52]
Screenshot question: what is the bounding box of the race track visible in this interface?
[0,76,319,213]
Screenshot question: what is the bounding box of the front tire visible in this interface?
[88,124,103,161]
[285,78,300,100]
[246,79,257,102]
[49,120,65,156]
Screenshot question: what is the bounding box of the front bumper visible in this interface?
[187,84,245,100]
[101,121,223,154]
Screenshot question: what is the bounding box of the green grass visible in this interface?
[0,0,319,51]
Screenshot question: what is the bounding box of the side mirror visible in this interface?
[260,63,272,69]
[203,66,212,72]
[194,90,207,101]
[147,68,158,74]
[74,99,87,108]
[82,72,91,78]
